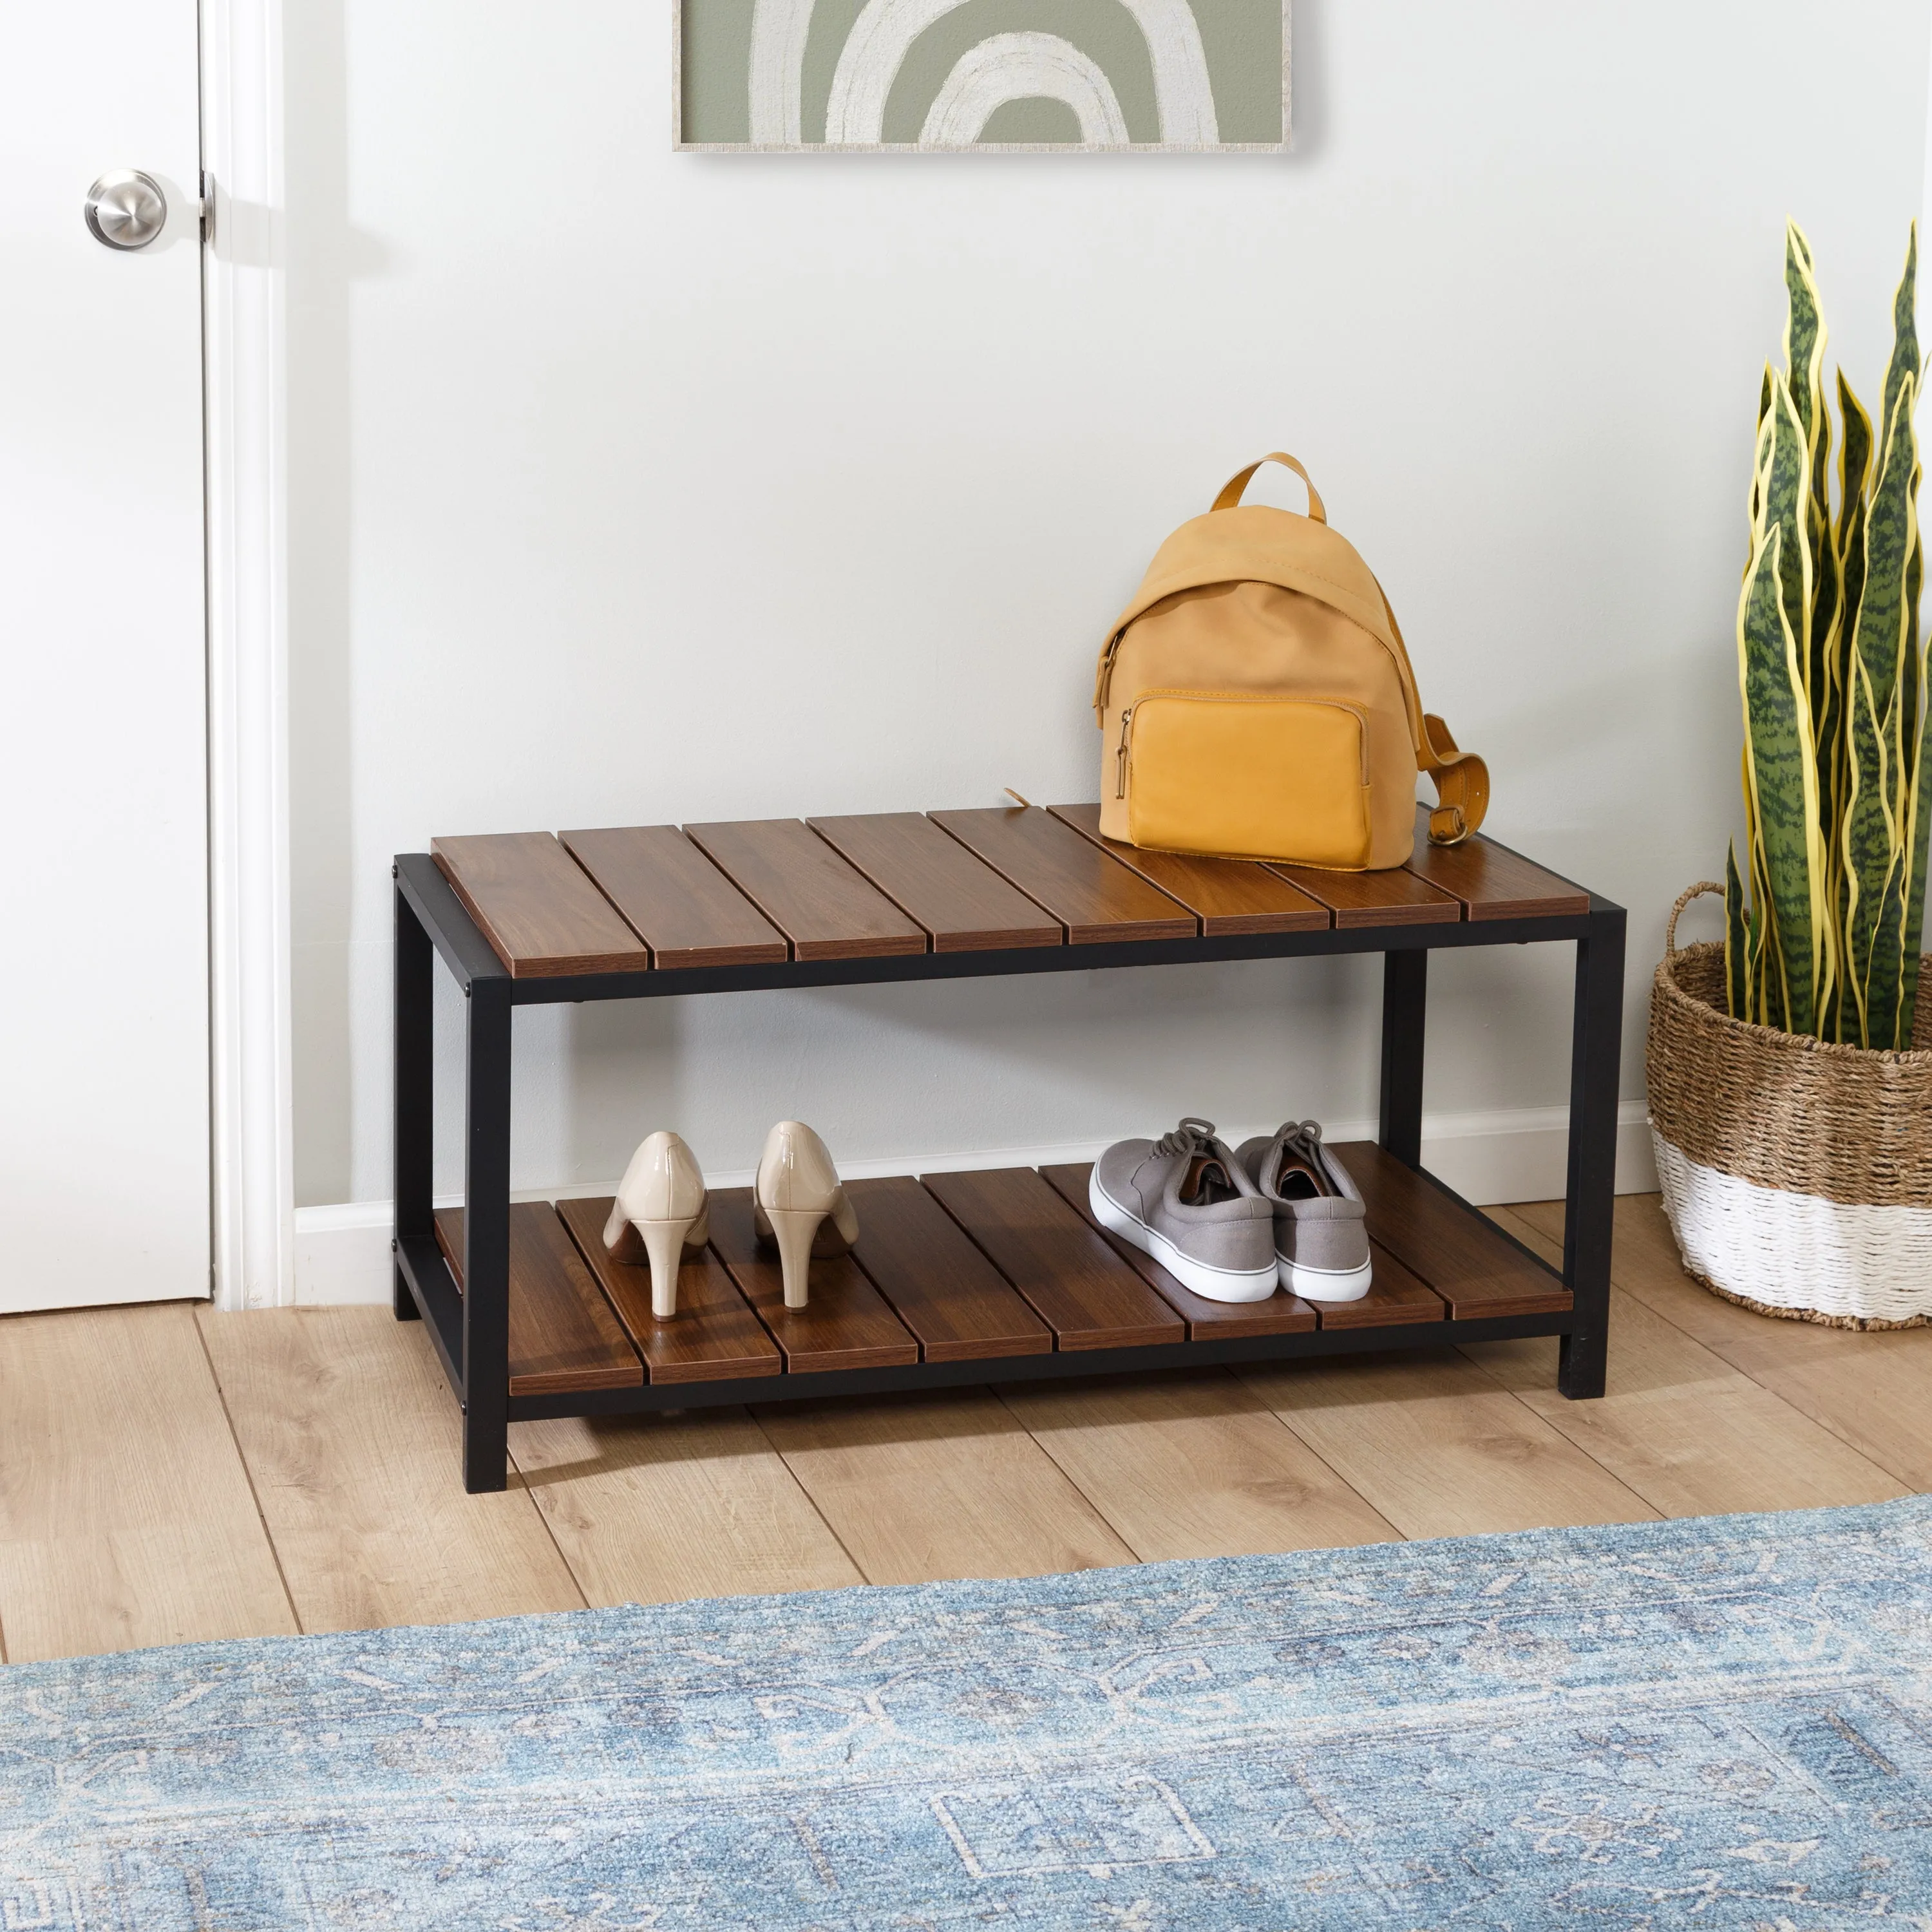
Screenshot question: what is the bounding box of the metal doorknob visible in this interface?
[84,171,168,251]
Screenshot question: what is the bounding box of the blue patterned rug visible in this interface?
[5,1499,1930,1928]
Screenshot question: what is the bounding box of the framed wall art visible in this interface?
[676,2,1292,153]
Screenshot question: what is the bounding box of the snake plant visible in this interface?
[1726,220,1931,1049]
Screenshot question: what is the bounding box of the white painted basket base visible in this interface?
[1651,1127,1932,1324]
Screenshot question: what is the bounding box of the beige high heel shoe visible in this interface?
[602,1131,709,1319]
[753,1120,858,1309]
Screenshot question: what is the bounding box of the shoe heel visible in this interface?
[638,1215,701,1320]
[762,1206,826,1309]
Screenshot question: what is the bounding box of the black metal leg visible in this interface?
[1558,904,1625,1399]
[462,981,513,1492]
[392,875,432,1321]
[1378,949,1427,1166]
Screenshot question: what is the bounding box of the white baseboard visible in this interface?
[290,1102,1655,1307]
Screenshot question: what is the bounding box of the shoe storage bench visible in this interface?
[394,803,1624,1492]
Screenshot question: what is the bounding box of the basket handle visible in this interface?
[1666,880,1724,957]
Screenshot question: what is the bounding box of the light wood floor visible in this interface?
[1,1194,1922,1665]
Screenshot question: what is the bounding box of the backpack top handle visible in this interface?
[1212,452,1327,524]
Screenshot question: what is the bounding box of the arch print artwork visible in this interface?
[676,0,1291,151]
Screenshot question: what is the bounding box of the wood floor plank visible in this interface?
[755,1390,1136,1583]
[1401,810,1591,921]
[436,1204,643,1394]
[560,825,788,971]
[1338,1142,1572,1318]
[558,1197,781,1385]
[1519,1193,1932,1490]
[1047,803,1331,935]
[844,1175,1053,1361]
[684,818,927,961]
[708,1188,920,1372]
[810,812,1063,952]
[0,1304,296,1661]
[1239,1350,1658,1538]
[1457,1215,1908,1519]
[510,1408,864,1605]
[1265,860,1461,927]
[1039,1161,1318,1336]
[199,1306,585,1633]
[923,1166,1186,1350]
[999,1372,1397,1560]
[431,831,652,977]
[931,806,1195,944]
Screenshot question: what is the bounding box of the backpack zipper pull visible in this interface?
[1115,710,1132,798]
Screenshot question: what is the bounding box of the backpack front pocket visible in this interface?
[1121,692,1374,867]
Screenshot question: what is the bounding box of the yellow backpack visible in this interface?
[1094,453,1489,870]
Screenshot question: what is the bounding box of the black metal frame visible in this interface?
[392,849,1626,1493]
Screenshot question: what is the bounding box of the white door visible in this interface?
[0,6,210,1310]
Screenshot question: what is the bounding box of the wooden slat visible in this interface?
[844,1175,1054,1361]
[1306,1242,1446,1329]
[684,819,927,961]
[431,832,652,977]
[1403,808,1591,921]
[560,826,788,970]
[1046,803,1331,935]
[922,1167,1186,1350]
[1039,1162,1317,1337]
[930,806,1195,945]
[556,1197,780,1385]
[1265,858,1461,928]
[434,1205,644,1394]
[707,1188,920,1372]
[809,812,1063,953]
[1333,1142,1573,1318]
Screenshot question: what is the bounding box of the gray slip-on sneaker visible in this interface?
[1088,1117,1278,1303]
[1235,1121,1373,1302]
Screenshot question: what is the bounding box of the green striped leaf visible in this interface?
[1739,507,1823,1034]
[1724,843,1749,1019]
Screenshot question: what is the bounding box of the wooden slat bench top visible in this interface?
[431,833,651,978]
[427,806,1591,978]
[1046,804,1330,936]
[560,826,787,971]
[810,812,1062,953]
[685,819,927,963]
[931,806,1196,945]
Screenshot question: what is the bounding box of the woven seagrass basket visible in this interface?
[1647,882,1932,1329]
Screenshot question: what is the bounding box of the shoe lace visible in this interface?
[1273,1119,1324,1153]
[1154,1117,1220,1159]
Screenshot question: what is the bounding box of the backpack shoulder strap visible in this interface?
[1372,578,1490,846]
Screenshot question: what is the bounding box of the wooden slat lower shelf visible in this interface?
[707,1189,921,1372]
[924,1167,1186,1350]
[434,1204,643,1395]
[437,1153,1571,1403]
[1336,1142,1573,1318]
[557,1197,781,1385]
[1038,1163,1318,1337]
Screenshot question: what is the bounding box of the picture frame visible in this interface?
[674,2,1293,154]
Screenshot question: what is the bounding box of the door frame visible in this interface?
[203,0,294,1310]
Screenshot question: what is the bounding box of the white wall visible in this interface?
[285,0,1931,1231]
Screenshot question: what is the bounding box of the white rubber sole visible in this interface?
[1280,1254,1374,1302]
[1089,1173,1280,1304]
